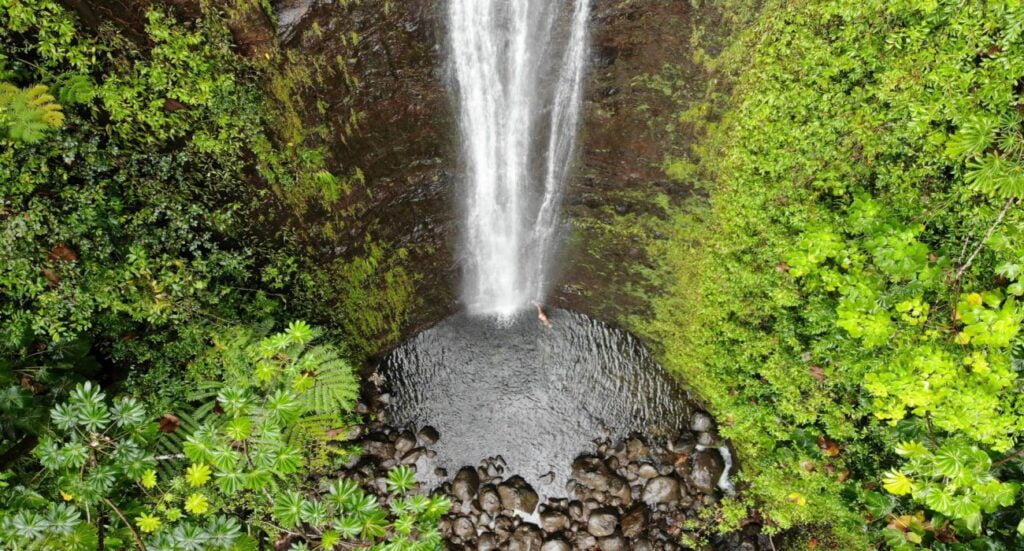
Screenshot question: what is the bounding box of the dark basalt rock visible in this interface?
[497,475,540,514]
[572,455,617,491]
[620,504,648,539]
[508,524,544,551]
[691,449,726,494]
[478,484,501,514]
[453,466,480,503]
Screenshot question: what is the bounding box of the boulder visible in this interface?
[641,476,681,505]
[587,508,619,537]
[498,476,540,514]
[690,449,725,494]
[453,466,480,502]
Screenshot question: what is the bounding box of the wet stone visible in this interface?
[633,539,655,551]
[453,466,480,502]
[572,454,618,491]
[587,508,619,537]
[637,463,659,479]
[417,425,439,445]
[690,411,714,433]
[497,475,540,514]
[476,532,498,551]
[541,539,571,551]
[508,524,543,551]
[454,516,476,540]
[540,510,570,533]
[478,484,502,514]
[621,505,648,539]
[599,535,628,551]
[691,449,725,494]
[624,436,649,460]
[395,430,416,454]
[642,476,681,505]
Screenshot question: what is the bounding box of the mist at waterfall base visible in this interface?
[451,0,590,317]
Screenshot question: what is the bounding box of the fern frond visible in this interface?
[298,344,359,414]
[153,399,219,478]
[1,82,64,143]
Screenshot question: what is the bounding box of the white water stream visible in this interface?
[449,0,591,317]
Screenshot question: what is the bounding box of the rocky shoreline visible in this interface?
[339,408,774,550]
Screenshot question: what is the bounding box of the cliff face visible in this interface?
[273,0,705,346]
[65,0,705,351]
[555,0,700,323]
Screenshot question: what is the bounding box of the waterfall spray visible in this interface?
[449,0,591,317]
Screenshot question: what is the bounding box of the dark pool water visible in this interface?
[379,309,694,497]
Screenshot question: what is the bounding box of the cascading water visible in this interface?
[449,0,591,317]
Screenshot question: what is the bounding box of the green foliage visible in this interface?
[0,323,441,550]
[637,0,1024,547]
[0,82,63,142]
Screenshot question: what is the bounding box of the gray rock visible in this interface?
[394,430,416,454]
[493,514,515,536]
[576,534,598,549]
[633,538,655,551]
[599,535,628,551]
[478,484,502,514]
[477,532,498,551]
[690,411,714,433]
[417,425,439,445]
[637,463,659,479]
[453,466,480,502]
[608,475,632,505]
[568,500,585,521]
[541,539,571,551]
[454,516,476,540]
[587,508,619,537]
[540,510,570,533]
[508,524,543,551]
[572,455,616,491]
[624,436,649,461]
[642,476,681,505]
[697,431,721,447]
[498,476,540,514]
[362,438,394,461]
[690,449,725,493]
[400,447,422,464]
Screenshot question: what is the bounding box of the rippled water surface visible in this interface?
[380,309,693,496]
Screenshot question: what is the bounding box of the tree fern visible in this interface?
[153,397,219,478]
[0,83,64,143]
[297,344,359,415]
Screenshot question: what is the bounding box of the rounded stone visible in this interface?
[690,411,715,433]
[599,535,628,551]
[541,539,571,551]
[642,476,681,505]
[540,510,570,533]
[417,425,440,445]
[454,516,476,540]
[497,475,540,514]
[478,484,502,514]
[453,466,481,502]
[690,449,725,494]
[587,508,619,538]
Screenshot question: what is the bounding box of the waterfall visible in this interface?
[449,0,591,317]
